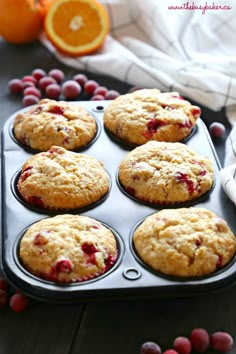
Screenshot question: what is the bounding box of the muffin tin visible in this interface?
[1,100,236,303]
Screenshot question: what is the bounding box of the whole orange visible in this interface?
[0,0,52,44]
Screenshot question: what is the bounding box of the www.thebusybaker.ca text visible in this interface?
[168,2,232,14]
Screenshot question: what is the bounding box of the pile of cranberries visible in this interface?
[0,276,29,313]
[8,67,226,139]
[8,68,121,107]
[141,328,234,354]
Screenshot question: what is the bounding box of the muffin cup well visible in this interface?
[130,215,236,282]
[11,169,112,215]
[116,170,215,209]
[10,115,101,154]
[13,219,124,285]
[104,125,197,150]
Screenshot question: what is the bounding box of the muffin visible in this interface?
[103,89,201,145]
[133,208,236,277]
[17,145,110,210]
[13,98,97,151]
[19,214,118,283]
[118,141,214,205]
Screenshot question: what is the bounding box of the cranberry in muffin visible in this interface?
[19,214,118,283]
[118,141,214,205]
[13,99,97,151]
[17,145,110,210]
[104,89,201,145]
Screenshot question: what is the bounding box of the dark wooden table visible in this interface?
[0,38,236,354]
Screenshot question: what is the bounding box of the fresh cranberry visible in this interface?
[48,68,65,83]
[10,293,29,313]
[176,172,195,194]
[48,105,65,115]
[23,87,41,98]
[82,242,98,254]
[20,166,33,182]
[32,68,47,81]
[190,107,201,118]
[91,94,104,101]
[195,239,202,247]
[190,328,209,352]
[216,254,223,269]
[34,233,49,246]
[140,341,162,354]
[73,73,88,87]
[177,120,193,129]
[173,336,192,354]
[22,75,37,85]
[210,331,234,352]
[22,95,39,107]
[22,81,35,89]
[147,119,166,133]
[104,254,116,270]
[27,196,45,208]
[172,94,184,100]
[8,79,24,94]
[55,259,73,273]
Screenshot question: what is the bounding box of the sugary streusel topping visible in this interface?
[133,208,236,277]
[19,214,118,283]
[17,145,110,210]
[103,89,201,145]
[13,99,97,151]
[118,141,214,204]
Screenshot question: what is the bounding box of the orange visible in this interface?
[44,0,110,56]
[0,0,51,44]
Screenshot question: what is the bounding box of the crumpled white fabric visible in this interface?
[40,0,236,204]
[220,124,236,205]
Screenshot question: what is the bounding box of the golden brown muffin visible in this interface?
[118,141,214,205]
[103,89,201,145]
[133,208,236,277]
[19,214,118,283]
[13,98,97,151]
[17,145,110,210]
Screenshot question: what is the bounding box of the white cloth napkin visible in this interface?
[40,0,236,204]
[220,123,236,205]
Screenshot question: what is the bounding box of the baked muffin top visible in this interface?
[104,89,201,145]
[118,141,214,205]
[19,214,118,283]
[17,145,110,210]
[133,207,236,277]
[13,98,97,151]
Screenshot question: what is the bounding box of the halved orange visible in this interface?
[44,0,110,56]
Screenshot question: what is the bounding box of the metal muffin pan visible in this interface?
[1,100,236,303]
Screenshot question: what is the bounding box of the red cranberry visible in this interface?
[10,293,29,313]
[190,328,209,352]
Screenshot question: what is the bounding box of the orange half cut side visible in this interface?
[44,0,110,56]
